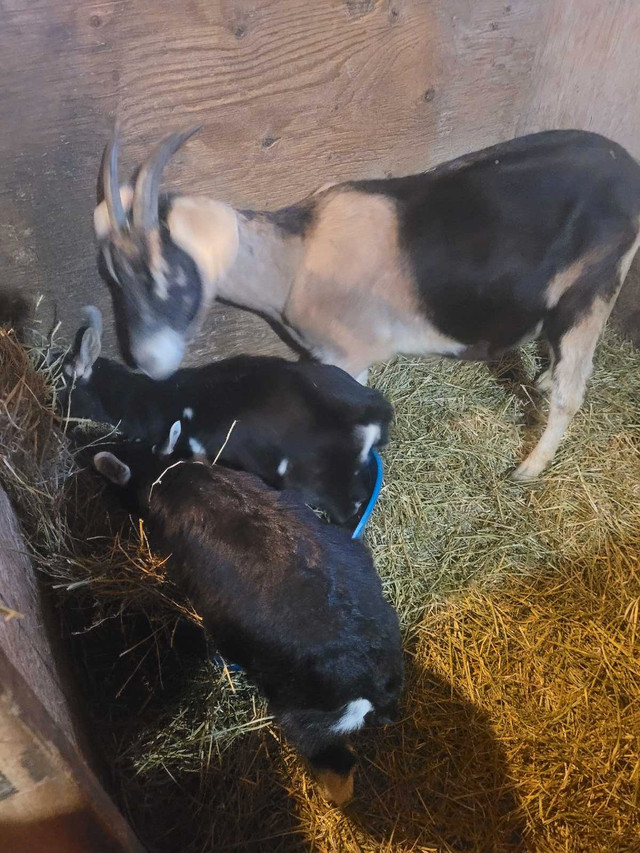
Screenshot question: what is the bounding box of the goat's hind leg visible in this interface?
[534,340,555,394]
[512,297,613,482]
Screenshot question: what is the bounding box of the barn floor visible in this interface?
[1,325,638,852]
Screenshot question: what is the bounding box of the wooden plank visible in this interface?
[0,653,145,853]
[0,0,546,358]
[0,0,638,359]
[0,487,144,851]
[0,488,77,745]
[516,0,640,155]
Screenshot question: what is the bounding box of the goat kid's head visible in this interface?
[281,421,384,526]
[93,419,184,508]
[94,127,239,379]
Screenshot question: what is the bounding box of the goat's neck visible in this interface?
[216,212,304,319]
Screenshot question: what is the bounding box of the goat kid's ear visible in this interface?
[354,423,382,463]
[156,420,182,457]
[93,452,131,486]
[78,327,102,373]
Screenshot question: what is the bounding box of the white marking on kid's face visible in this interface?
[355,423,381,463]
[277,458,289,476]
[183,407,194,420]
[188,437,206,457]
[331,698,373,734]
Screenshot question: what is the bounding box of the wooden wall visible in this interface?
[1,0,639,359]
[0,488,144,851]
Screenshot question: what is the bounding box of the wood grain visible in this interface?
[0,488,78,744]
[0,0,638,359]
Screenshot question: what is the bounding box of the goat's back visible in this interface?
[146,462,400,709]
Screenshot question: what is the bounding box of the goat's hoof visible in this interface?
[510,462,543,482]
[535,369,553,394]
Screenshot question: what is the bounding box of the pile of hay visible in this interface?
[1,326,638,852]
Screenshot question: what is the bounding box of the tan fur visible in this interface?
[544,257,588,309]
[315,768,355,806]
[618,228,640,282]
[513,296,613,481]
[219,213,304,318]
[515,227,640,480]
[167,196,240,291]
[285,191,464,375]
[147,228,169,299]
[312,181,338,196]
[93,186,134,240]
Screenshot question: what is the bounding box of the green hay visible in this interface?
[0,327,638,852]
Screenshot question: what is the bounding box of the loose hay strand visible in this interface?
[0,326,639,852]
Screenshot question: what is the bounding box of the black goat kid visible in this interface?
[93,426,403,804]
[61,307,392,524]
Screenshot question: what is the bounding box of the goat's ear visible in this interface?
[78,327,102,372]
[167,197,239,284]
[156,420,182,457]
[354,423,382,463]
[93,452,131,486]
[167,420,182,453]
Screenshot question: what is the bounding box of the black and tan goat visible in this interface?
[94,129,640,480]
[93,426,403,805]
[60,307,391,524]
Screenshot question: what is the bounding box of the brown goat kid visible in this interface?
[94,129,640,480]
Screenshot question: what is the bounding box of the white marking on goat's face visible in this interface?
[277,458,289,476]
[331,698,373,734]
[355,423,381,463]
[132,327,186,380]
[183,407,194,420]
[188,437,206,457]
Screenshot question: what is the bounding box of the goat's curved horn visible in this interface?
[101,129,128,233]
[132,126,202,232]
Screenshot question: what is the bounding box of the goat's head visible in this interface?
[94,128,239,379]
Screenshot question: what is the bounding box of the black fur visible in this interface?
[352,130,640,359]
[239,196,317,237]
[96,446,403,792]
[61,342,392,524]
